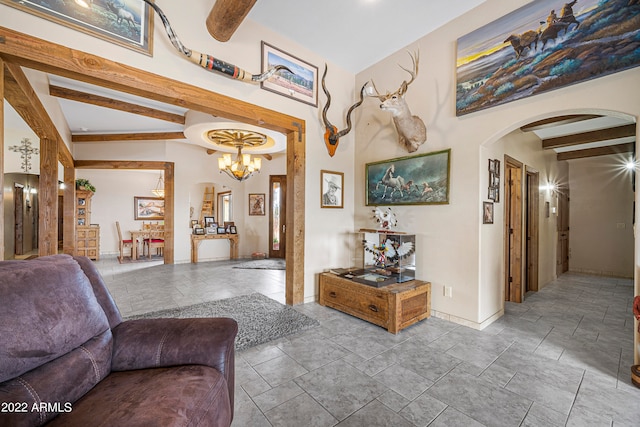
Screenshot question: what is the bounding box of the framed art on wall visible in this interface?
[261,41,318,107]
[483,201,494,224]
[0,0,154,55]
[134,196,164,220]
[248,193,266,216]
[321,170,344,209]
[366,149,451,206]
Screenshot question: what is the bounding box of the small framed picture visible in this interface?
[261,41,318,107]
[483,201,494,224]
[204,216,215,227]
[321,170,344,208]
[194,227,205,235]
[229,226,237,234]
[191,219,199,228]
[249,193,266,216]
[217,227,227,235]
[206,227,217,235]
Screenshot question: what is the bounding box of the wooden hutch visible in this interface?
[75,189,100,260]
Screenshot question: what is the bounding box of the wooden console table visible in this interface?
[191,234,239,263]
[318,272,431,334]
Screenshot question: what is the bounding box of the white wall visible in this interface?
[568,155,634,277]
[354,0,639,328]
[1,1,359,300]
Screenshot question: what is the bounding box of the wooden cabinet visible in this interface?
[318,272,431,334]
[75,190,99,260]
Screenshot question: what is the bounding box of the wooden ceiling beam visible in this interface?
[50,85,185,124]
[520,114,602,132]
[556,142,635,161]
[542,124,636,149]
[0,26,303,134]
[72,131,185,142]
[206,0,257,42]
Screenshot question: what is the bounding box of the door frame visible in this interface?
[504,155,523,303]
[269,175,287,259]
[525,167,539,293]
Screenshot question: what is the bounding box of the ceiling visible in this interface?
[4,0,636,162]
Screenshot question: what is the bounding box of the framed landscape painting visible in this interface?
[134,196,164,220]
[366,149,451,206]
[456,0,640,116]
[261,41,318,107]
[1,0,154,55]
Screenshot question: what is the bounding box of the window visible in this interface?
[218,191,232,223]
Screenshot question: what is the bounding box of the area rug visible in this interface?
[233,258,286,270]
[125,293,318,351]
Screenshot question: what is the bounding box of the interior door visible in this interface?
[14,186,24,256]
[269,175,287,259]
[525,169,539,293]
[504,157,523,303]
[557,190,570,275]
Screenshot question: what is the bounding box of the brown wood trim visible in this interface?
[542,124,636,149]
[50,85,186,124]
[0,27,306,305]
[556,142,635,161]
[72,132,185,142]
[206,0,257,42]
[520,114,601,132]
[0,26,304,134]
[38,137,58,256]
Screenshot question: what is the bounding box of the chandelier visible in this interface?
[208,129,266,182]
[151,173,164,197]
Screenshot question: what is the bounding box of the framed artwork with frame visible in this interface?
[261,41,318,107]
[321,170,344,209]
[134,196,164,220]
[488,158,500,202]
[194,227,205,235]
[483,201,494,224]
[366,149,451,206]
[0,0,154,55]
[248,193,266,216]
[204,216,215,228]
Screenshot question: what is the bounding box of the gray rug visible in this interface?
[233,258,286,270]
[125,293,318,351]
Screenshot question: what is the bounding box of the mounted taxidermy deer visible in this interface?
[321,65,368,157]
[367,51,427,153]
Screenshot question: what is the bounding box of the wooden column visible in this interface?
[38,137,58,256]
[163,161,174,264]
[286,125,305,305]
[63,166,76,255]
[0,59,4,260]
[206,0,257,42]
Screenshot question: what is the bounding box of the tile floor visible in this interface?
[95,256,640,427]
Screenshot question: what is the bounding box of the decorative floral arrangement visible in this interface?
[371,206,397,230]
[75,178,96,192]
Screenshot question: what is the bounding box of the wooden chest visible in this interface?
[76,225,100,260]
[318,272,431,334]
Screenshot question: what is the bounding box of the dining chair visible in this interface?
[115,221,133,263]
[143,229,164,259]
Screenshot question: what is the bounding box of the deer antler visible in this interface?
[366,51,419,99]
[142,0,292,82]
[321,64,367,157]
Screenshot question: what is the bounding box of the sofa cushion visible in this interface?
[46,365,232,427]
[0,255,110,383]
[0,329,113,427]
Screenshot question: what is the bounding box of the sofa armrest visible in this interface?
[111,317,237,382]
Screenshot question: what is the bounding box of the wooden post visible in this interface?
[38,137,58,256]
[0,59,4,260]
[206,0,257,42]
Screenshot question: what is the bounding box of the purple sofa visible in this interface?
[0,254,237,427]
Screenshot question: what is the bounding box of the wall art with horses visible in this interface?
[456,0,640,116]
[365,149,451,206]
[1,0,153,54]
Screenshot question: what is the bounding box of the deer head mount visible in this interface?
[142,0,291,83]
[321,64,368,157]
[367,51,427,153]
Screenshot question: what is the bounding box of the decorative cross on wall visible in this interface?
[9,138,39,173]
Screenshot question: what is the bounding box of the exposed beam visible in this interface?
[0,26,304,135]
[206,0,257,42]
[49,85,186,124]
[542,124,636,149]
[557,142,635,161]
[521,114,602,132]
[72,131,185,142]
[75,160,168,170]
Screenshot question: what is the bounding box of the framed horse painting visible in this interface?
[365,149,451,206]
